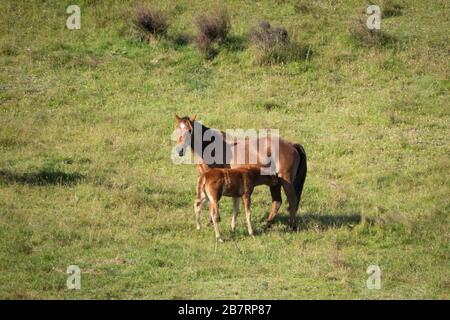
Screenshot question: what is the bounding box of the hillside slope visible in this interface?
[0,0,448,299]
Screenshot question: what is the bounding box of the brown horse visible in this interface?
[197,167,279,241]
[174,114,307,229]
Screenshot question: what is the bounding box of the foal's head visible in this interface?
[263,172,279,187]
[247,166,279,187]
[174,114,196,157]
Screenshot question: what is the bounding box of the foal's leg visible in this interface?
[231,197,240,232]
[242,194,254,237]
[194,192,208,230]
[207,191,220,225]
[209,200,223,242]
[194,176,208,230]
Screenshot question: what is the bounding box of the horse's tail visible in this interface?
[293,143,307,209]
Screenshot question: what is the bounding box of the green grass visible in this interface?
[0,0,449,299]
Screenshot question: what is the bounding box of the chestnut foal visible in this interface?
[195,166,278,242]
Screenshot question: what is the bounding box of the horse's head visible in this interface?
[174,114,196,157]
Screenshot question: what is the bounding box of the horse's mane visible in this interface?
[190,120,228,144]
[190,120,232,166]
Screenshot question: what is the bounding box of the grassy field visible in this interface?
[0,0,449,299]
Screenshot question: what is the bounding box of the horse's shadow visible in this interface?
[261,212,366,233]
[223,212,366,241]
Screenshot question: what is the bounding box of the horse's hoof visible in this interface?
[216,237,223,243]
[196,226,201,230]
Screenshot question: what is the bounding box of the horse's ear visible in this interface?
[190,115,197,122]
[175,114,181,122]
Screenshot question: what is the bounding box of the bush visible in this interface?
[250,21,310,65]
[250,21,289,47]
[133,6,169,40]
[195,8,231,56]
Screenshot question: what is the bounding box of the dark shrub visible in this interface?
[250,21,309,65]
[133,6,169,39]
[250,21,289,47]
[195,8,231,56]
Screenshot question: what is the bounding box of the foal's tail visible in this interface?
[293,143,307,209]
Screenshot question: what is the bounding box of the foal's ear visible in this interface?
[190,115,197,122]
[174,114,181,122]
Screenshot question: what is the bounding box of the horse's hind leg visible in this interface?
[267,184,282,226]
[231,197,240,232]
[281,180,298,230]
